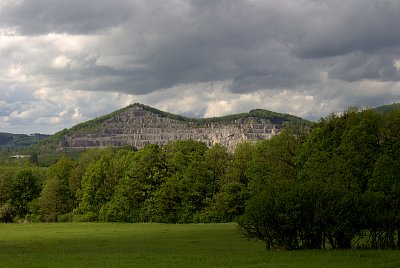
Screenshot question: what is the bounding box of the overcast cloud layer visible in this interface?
[1,0,400,134]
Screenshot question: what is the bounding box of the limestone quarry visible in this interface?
[60,103,307,150]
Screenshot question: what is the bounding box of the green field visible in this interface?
[0,223,399,268]
[37,150,85,166]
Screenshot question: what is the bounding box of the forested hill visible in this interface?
[0,133,50,148]
[40,103,311,151]
[374,103,400,113]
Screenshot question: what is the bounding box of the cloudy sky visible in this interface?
[1,0,400,134]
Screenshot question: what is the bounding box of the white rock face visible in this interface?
[62,105,283,150]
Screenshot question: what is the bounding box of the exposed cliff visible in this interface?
[58,103,309,150]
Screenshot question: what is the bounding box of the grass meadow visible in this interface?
[37,150,84,166]
[0,223,399,268]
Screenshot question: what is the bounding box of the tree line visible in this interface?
[0,107,399,250]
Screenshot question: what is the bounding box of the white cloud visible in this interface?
[34,116,61,125]
[394,59,400,70]
[72,107,81,120]
[205,101,234,118]
[51,55,72,69]
[9,109,31,120]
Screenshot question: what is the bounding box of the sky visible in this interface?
[1,0,400,134]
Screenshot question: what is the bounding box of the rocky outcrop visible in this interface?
[61,104,290,150]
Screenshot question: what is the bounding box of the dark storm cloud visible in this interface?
[295,0,400,59]
[1,0,400,97]
[329,52,400,82]
[63,0,316,93]
[0,0,311,93]
[0,0,132,35]
[103,0,400,92]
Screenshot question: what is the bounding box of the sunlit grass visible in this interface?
[0,223,399,267]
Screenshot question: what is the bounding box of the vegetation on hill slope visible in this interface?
[134,103,307,125]
[374,103,400,113]
[0,133,50,148]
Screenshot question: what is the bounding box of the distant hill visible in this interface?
[373,103,400,113]
[0,133,50,148]
[40,103,311,150]
[6,102,400,152]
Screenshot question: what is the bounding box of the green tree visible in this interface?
[187,143,231,216]
[238,180,302,250]
[75,148,117,221]
[163,140,208,174]
[0,167,14,206]
[247,131,300,193]
[9,169,40,217]
[199,181,249,222]
[337,110,381,192]
[29,153,39,165]
[99,145,161,222]
[100,178,147,222]
[155,140,209,222]
[152,175,185,223]
[37,156,75,221]
[365,111,400,248]
[69,148,110,204]
[201,142,254,222]
[224,142,255,185]
[312,180,362,249]
[295,108,387,249]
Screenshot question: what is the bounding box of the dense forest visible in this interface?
[0,107,399,250]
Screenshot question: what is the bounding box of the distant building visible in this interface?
[10,155,31,159]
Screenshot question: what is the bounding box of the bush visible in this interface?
[238,181,302,250]
[73,212,98,222]
[59,212,74,222]
[25,213,42,223]
[0,203,16,223]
